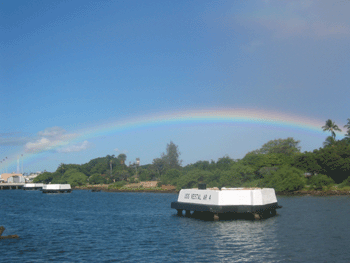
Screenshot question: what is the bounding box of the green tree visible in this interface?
[188,160,211,171]
[292,151,322,175]
[33,172,54,184]
[219,163,255,187]
[339,176,350,187]
[176,170,213,190]
[66,172,88,187]
[90,162,107,176]
[138,168,153,182]
[323,136,336,147]
[112,170,130,181]
[259,166,306,192]
[117,154,127,165]
[56,168,88,187]
[216,155,235,170]
[308,174,334,190]
[160,169,181,186]
[242,152,284,172]
[312,140,350,183]
[152,157,166,177]
[258,138,301,155]
[164,141,182,169]
[322,119,342,139]
[89,173,107,185]
[344,118,350,138]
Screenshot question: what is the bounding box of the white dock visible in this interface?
[42,184,72,193]
[23,183,44,190]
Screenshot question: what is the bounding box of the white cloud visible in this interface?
[114,148,119,152]
[25,138,54,153]
[24,127,78,153]
[57,141,90,153]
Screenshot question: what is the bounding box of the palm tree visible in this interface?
[117,154,127,165]
[322,119,342,139]
[344,118,350,137]
[323,136,335,147]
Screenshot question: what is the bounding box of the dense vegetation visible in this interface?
[34,119,350,192]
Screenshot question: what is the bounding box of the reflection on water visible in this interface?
[174,212,280,262]
[210,218,278,262]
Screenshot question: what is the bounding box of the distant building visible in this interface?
[24,173,41,182]
[0,173,25,183]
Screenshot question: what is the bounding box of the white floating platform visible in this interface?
[171,187,282,220]
[42,184,72,193]
[23,183,44,190]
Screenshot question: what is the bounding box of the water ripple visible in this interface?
[1,191,350,262]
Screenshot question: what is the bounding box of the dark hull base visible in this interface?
[171,201,282,221]
[0,185,24,190]
[23,187,43,190]
[42,190,72,194]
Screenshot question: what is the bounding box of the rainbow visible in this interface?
[1,108,345,171]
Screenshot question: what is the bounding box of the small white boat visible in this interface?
[171,184,281,220]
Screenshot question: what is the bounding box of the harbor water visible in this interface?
[1,190,350,262]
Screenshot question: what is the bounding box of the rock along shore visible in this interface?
[0,226,19,239]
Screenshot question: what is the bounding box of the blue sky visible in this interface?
[1,0,349,173]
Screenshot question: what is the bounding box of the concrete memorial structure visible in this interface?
[171,185,282,220]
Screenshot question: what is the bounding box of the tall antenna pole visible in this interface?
[21,154,24,174]
[17,156,20,173]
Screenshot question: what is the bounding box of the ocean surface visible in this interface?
[1,190,350,262]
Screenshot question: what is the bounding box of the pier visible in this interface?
[23,183,44,190]
[0,183,72,193]
[0,183,24,190]
[42,184,72,193]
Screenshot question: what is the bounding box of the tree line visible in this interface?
[34,119,350,191]
[33,142,182,187]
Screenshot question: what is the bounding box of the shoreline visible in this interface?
[75,185,350,196]
[75,186,177,194]
[277,190,350,196]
